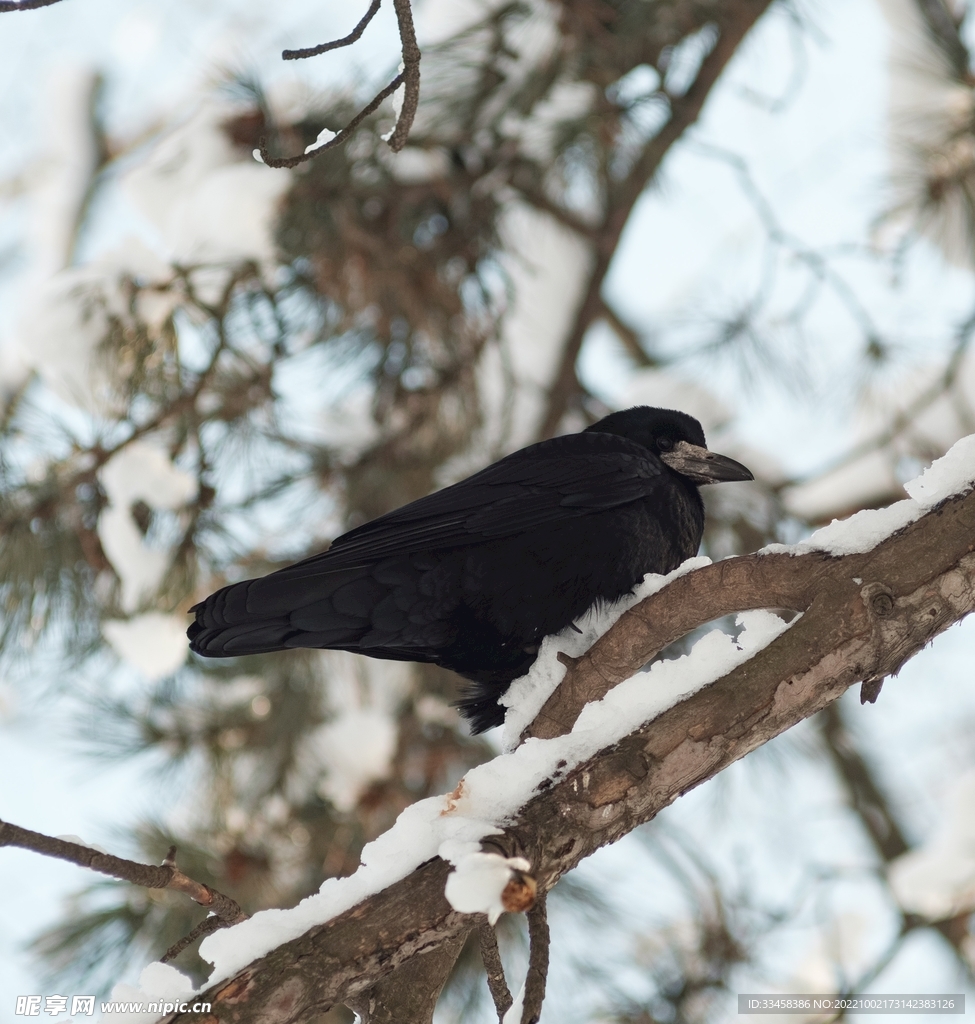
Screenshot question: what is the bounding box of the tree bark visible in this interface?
[164,484,975,1024]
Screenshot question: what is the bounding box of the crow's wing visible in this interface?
[282,431,663,572]
[188,431,666,655]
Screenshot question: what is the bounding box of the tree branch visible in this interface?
[521,895,550,1024]
[162,483,975,1023]
[0,824,247,950]
[478,920,513,1021]
[260,0,420,167]
[537,0,774,439]
[0,0,66,11]
[386,0,421,153]
[282,0,382,61]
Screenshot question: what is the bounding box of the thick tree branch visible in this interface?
[345,928,469,1024]
[163,484,975,1023]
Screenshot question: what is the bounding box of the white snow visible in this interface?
[55,835,108,854]
[380,66,406,142]
[98,963,194,1024]
[500,556,712,751]
[769,431,975,556]
[304,128,337,154]
[289,651,410,812]
[443,847,531,924]
[313,709,399,813]
[97,441,196,612]
[889,770,975,920]
[23,66,101,281]
[904,433,975,508]
[780,498,921,557]
[17,264,124,412]
[15,240,172,412]
[102,613,188,681]
[503,982,526,1024]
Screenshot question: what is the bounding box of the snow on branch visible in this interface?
[150,438,975,1023]
[256,0,421,168]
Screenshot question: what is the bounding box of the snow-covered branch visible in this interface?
[154,443,975,1023]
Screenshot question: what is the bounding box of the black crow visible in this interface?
[188,407,753,732]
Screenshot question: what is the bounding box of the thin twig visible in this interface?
[283,0,382,60]
[162,915,227,963]
[0,820,247,926]
[257,73,404,169]
[478,919,513,1021]
[0,0,66,10]
[262,0,420,166]
[522,894,550,1024]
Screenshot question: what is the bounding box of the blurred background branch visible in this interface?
[2,0,975,1019]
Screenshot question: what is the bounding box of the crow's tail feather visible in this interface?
[453,677,511,734]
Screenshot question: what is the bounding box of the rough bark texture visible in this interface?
[164,485,975,1024]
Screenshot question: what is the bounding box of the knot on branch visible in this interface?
[861,582,895,619]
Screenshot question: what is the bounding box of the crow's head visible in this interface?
[586,406,754,484]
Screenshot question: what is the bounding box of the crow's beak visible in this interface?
[659,441,754,484]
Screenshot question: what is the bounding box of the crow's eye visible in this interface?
[656,437,674,452]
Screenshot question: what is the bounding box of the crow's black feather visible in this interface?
[188,407,752,733]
